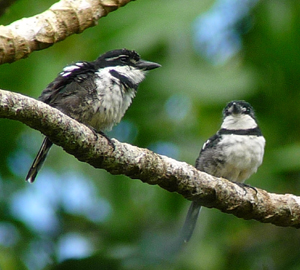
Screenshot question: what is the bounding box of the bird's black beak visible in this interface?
[229,103,241,114]
[136,60,161,70]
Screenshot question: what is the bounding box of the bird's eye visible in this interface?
[224,108,230,116]
[119,57,128,63]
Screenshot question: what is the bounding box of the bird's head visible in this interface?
[94,49,161,86]
[221,100,258,130]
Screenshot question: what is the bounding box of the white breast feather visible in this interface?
[111,65,146,85]
[221,114,257,130]
[219,134,266,182]
[89,67,141,131]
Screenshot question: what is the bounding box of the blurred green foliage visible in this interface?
[1,0,300,269]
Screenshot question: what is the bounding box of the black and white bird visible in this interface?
[26,49,161,183]
[181,100,265,242]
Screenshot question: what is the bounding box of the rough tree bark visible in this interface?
[0,89,300,229]
[0,0,134,64]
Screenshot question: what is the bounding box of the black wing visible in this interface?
[199,133,221,154]
[195,133,223,171]
[38,62,99,118]
[39,61,96,105]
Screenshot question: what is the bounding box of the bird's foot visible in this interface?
[233,181,257,195]
[89,127,115,150]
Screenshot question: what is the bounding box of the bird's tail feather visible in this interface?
[180,201,202,243]
[26,137,53,183]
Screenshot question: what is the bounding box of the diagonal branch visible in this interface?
[0,0,134,64]
[1,89,300,229]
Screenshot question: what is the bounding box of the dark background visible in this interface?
[0,0,299,269]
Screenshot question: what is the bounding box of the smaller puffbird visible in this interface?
[26,49,161,183]
[181,100,265,242]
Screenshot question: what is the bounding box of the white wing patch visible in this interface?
[60,62,85,77]
[202,139,211,151]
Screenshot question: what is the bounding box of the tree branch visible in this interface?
[1,89,300,229]
[0,0,134,64]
